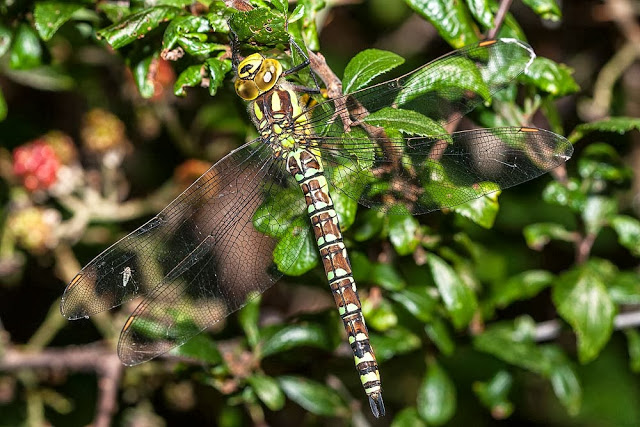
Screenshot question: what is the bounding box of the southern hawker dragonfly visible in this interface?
[60,35,573,418]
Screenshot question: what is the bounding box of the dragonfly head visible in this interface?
[234,53,283,100]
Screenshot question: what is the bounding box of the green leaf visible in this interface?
[466,0,494,28]
[10,24,42,70]
[389,212,420,255]
[369,327,422,363]
[363,297,398,331]
[391,407,427,427]
[343,49,405,93]
[568,117,640,144]
[624,329,640,373]
[365,107,449,137]
[611,215,640,256]
[271,0,288,14]
[34,2,85,41]
[522,0,562,21]
[542,179,586,212]
[97,2,130,23]
[273,220,318,276]
[578,143,632,183]
[163,15,212,50]
[205,4,236,33]
[582,196,617,235]
[425,317,455,356]
[552,265,616,364]
[174,64,203,97]
[473,371,514,419]
[452,191,500,229]
[247,374,285,411]
[97,6,187,49]
[205,58,232,96]
[260,324,332,358]
[370,263,406,291]
[278,376,349,417]
[523,57,579,97]
[404,0,478,48]
[238,294,261,349]
[391,286,438,322]
[542,346,582,416]
[427,254,477,329]
[0,87,6,121]
[523,223,574,251]
[169,333,221,364]
[227,9,288,46]
[608,271,640,304]
[490,270,554,308]
[131,51,160,98]
[473,316,551,374]
[417,359,456,425]
[0,24,12,57]
[353,209,384,241]
[330,167,359,230]
[288,4,305,24]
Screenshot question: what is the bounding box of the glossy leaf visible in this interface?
[364,108,448,137]
[10,24,42,70]
[0,24,12,57]
[238,294,261,349]
[170,333,222,364]
[608,271,640,304]
[466,0,494,28]
[611,215,640,256]
[227,9,288,46]
[363,297,399,330]
[174,64,203,97]
[273,219,318,276]
[278,376,349,417]
[369,327,422,363]
[353,209,384,241]
[34,2,84,41]
[582,196,617,235]
[542,346,582,415]
[205,58,232,96]
[271,0,288,14]
[97,6,187,49]
[343,49,405,93]
[552,265,616,363]
[523,223,574,251]
[568,117,640,144]
[523,57,579,97]
[370,263,406,291]
[425,317,455,356]
[417,359,456,425]
[542,179,586,212]
[391,407,427,427]
[131,52,160,98]
[490,270,554,308]
[452,191,500,229]
[473,371,514,419]
[260,324,332,358]
[404,0,478,48]
[473,316,551,374]
[428,254,477,329]
[163,15,212,50]
[522,0,562,21]
[389,212,420,255]
[391,286,438,322]
[625,329,640,373]
[248,374,286,411]
[578,143,632,183]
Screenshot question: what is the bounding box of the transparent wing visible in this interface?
[313,127,573,214]
[61,138,309,364]
[299,38,535,133]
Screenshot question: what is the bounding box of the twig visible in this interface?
[535,309,640,342]
[487,0,514,39]
[575,231,597,265]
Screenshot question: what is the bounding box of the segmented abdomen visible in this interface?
[286,148,384,416]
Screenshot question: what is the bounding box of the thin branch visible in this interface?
[535,309,640,342]
[487,0,514,40]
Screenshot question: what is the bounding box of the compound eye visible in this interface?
[235,79,259,100]
[237,53,264,79]
[255,59,282,91]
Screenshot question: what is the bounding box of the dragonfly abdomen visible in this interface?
[286,148,385,417]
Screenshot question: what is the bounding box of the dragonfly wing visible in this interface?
[316,127,573,214]
[61,138,307,324]
[117,156,310,365]
[300,38,535,134]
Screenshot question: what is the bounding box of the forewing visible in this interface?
[60,138,307,328]
[315,127,573,214]
[300,38,535,134]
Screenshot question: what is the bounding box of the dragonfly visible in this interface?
[60,35,573,418]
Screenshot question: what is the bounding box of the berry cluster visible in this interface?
[12,140,61,192]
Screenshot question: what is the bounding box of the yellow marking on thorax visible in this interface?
[253,102,263,120]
